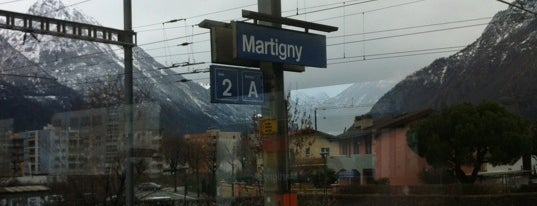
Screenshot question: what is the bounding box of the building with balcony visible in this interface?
[288,128,337,179]
[330,110,432,186]
[184,129,241,174]
[55,103,162,176]
[3,103,164,177]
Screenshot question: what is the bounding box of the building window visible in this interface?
[321,147,330,158]
[365,139,372,154]
[353,141,359,155]
[92,115,102,126]
[81,117,91,127]
[53,119,62,127]
[341,143,348,156]
[305,147,311,157]
[70,118,79,127]
[480,164,488,172]
[363,168,375,183]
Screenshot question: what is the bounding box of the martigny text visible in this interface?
[241,34,303,62]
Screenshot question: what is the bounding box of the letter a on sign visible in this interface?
[248,81,258,98]
[242,70,263,104]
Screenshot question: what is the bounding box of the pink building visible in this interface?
[328,110,432,186]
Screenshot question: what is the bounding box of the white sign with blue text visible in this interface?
[233,21,327,68]
[210,65,264,105]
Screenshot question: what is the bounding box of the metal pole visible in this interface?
[257,0,289,205]
[123,0,134,205]
[314,108,317,131]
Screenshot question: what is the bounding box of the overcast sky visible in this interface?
[2,0,508,91]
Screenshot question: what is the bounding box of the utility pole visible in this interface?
[123,0,134,206]
[257,0,289,205]
[198,1,335,205]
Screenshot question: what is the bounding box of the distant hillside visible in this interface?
[291,81,395,135]
[0,0,255,134]
[370,0,537,120]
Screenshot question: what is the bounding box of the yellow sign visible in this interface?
[260,118,278,136]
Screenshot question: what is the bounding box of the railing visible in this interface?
[327,154,375,171]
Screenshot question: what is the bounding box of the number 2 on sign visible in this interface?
[222,79,232,97]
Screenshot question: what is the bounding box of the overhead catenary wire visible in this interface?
[55,0,94,11]
[0,0,25,5]
[2,16,492,75]
[328,22,490,46]
[329,49,462,65]
[9,46,461,93]
[133,3,257,29]
[328,45,466,61]
[1,0,498,86]
[328,16,492,39]
[137,0,426,55]
[2,10,494,75]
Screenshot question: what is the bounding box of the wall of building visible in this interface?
[374,127,428,185]
[0,119,13,177]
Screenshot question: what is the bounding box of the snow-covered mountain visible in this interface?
[290,80,395,135]
[0,0,256,134]
[370,0,537,120]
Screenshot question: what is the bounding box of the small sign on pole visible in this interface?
[259,117,278,136]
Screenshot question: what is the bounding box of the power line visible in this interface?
[138,32,209,47]
[314,0,424,22]
[327,45,465,61]
[328,22,489,46]
[284,0,381,18]
[283,0,372,16]
[135,0,378,33]
[139,17,491,57]
[3,44,465,92]
[328,16,492,39]
[133,3,257,29]
[496,0,537,16]
[364,0,424,13]
[0,0,25,5]
[329,49,461,65]
[141,20,485,57]
[2,18,486,74]
[134,0,370,30]
[3,15,489,74]
[56,0,94,11]
[1,0,495,79]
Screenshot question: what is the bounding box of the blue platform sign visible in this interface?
[210,65,264,105]
[233,21,327,68]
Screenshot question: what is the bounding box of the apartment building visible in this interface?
[329,111,432,185]
[0,119,13,177]
[2,103,163,178]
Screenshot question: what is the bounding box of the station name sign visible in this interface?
[233,21,327,68]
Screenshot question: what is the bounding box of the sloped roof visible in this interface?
[335,109,433,140]
[373,109,433,130]
[289,127,336,140]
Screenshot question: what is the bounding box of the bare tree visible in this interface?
[82,73,154,108]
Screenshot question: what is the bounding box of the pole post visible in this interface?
[123,0,134,205]
[257,0,289,205]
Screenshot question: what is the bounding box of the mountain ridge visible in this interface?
[0,0,254,134]
[370,0,537,120]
